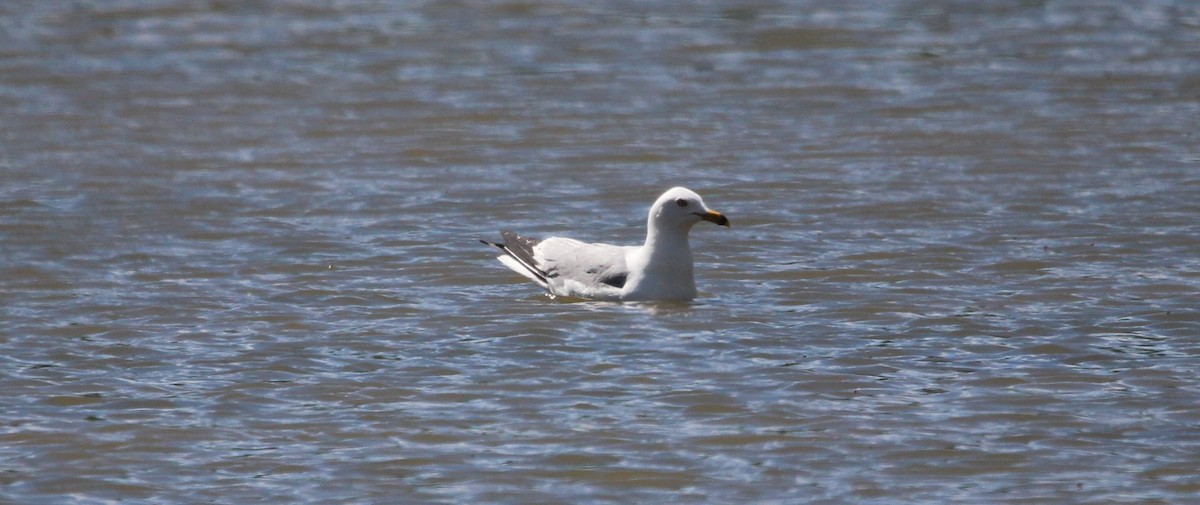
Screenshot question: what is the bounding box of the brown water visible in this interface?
[3,1,1199,503]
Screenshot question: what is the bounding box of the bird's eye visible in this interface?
[675,198,688,207]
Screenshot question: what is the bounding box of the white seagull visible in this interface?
[481,187,729,301]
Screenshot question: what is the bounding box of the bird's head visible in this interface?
[649,186,729,229]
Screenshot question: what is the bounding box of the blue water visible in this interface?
[2,1,1199,503]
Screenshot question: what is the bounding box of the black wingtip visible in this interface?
[481,232,550,285]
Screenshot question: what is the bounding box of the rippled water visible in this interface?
[3,1,1199,503]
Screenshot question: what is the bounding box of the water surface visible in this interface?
[2,1,1199,503]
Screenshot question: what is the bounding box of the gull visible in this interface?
[481,187,729,301]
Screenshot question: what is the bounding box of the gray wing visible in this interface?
[536,237,631,299]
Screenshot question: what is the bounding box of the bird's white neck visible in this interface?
[640,219,694,271]
[619,215,700,301]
